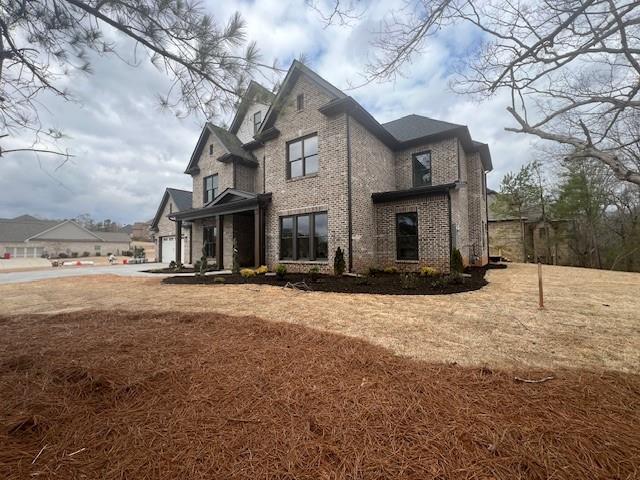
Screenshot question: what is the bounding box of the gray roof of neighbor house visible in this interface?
[150,188,193,231]
[0,216,130,243]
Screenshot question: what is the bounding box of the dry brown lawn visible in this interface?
[1,263,639,372]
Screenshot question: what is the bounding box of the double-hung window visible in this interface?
[279,212,328,261]
[203,226,216,257]
[287,134,318,179]
[396,212,419,260]
[412,151,432,187]
[203,174,218,204]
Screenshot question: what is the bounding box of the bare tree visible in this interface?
[321,0,640,186]
[1,0,279,158]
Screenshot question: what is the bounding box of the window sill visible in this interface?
[278,259,328,264]
[287,173,318,183]
[395,259,420,263]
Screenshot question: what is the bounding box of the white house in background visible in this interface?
[0,215,131,258]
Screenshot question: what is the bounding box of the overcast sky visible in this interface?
[1,0,537,224]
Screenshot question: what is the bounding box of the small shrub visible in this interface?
[450,248,464,274]
[275,264,287,279]
[255,265,268,275]
[447,271,464,285]
[168,260,177,269]
[58,253,68,259]
[355,276,369,286]
[95,252,101,257]
[213,276,226,284]
[240,268,256,278]
[71,252,79,258]
[82,251,90,257]
[308,266,320,282]
[368,266,383,275]
[333,247,346,276]
[420,266,439,277]
[400,273,418,290]
[430,277,448,288]
[133,246,145,258]
[121,250,133,257]
[383,266,398,274]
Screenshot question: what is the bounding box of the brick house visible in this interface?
[157,61,492,273]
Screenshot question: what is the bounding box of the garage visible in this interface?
[161,236,186,263]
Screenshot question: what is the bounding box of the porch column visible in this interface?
[216,215,223,270]
[254,206,261,267]
[175,219,182,264]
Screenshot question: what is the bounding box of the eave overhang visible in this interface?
[217,152,259,168]
[169,193,272,221]
[371,183,457,203]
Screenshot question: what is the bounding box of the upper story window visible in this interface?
[203,174,218,204]
[296,94,304,111]
[396,212,419,261]
[412,151,432,187]
[253,111,262,134]
[209,144,214,155]
[287,134,318,179]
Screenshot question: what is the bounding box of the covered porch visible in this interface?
[169,189,271,269]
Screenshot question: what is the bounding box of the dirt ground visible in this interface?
[1,263,639,372]
[1,310,639,479]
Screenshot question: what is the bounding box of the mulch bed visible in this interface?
[1,310,639,479]
[162,267,489,295]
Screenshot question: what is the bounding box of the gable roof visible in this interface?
[204,187,257,207]
[150,188,193,231]
[382,115,464,142]
[256,60,346,137]
[228,81,275,134]
[184,123,257,175]
[0,217,130,243]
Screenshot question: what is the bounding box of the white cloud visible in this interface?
[1,0,536,223]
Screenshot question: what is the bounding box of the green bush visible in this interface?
[255,265,268,275]
[308,266,320,282]
[71,252,79,258]
[400,273,418,290]
[240,268,256,278]
[333,247,346,276]
[447,271,464,285]
[383,266,398,274]
[213,276,226,284]
[355,276,369,286]
[275,264,287,279]
[450,248,464,274]
[368,266,383,275]
[82,251,90,257]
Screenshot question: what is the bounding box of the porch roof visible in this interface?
[371,183,457,203]
[169,191,272,221]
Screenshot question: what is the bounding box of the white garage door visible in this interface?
[161,236,186,263]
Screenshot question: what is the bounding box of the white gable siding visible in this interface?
[236,102,270,144]
[31,222,101,241]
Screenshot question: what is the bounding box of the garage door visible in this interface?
[161,236,186,263]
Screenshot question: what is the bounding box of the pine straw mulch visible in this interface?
[1,311,639,479]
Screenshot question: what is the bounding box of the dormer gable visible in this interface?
[229,81,275,144]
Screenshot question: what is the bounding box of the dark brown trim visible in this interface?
[232,159,237,189]
[254,126,280,142]
[447,191,453,256]
[278,211,328,262]
[175,220,182,264]
[203,174,218,205]
[254,206,261,267]
[372,183,456,203]
[172,193,272,221]
[395,212,419,261]
[216,215,223,269]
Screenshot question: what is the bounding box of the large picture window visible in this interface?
[287,134,318,179]
[279,212,328,261]
[203,174,218,204]
[412,151,432,187]
[203,226,216,257]
[396,212,419,260]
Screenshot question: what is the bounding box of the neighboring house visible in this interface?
[0,215,131,258]
[160,61,492,273]
[150,188,193,263]
[131,221,152,241]
[487,190,573,265]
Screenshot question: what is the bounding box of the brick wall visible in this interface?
[394,138,459,190]
[466,151,488,265]
[349,116,395,271]
[235,161,256,192]
[261,74,349,274]
[374,194,451,273]
[191,135,235,209]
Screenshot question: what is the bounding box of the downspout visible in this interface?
[232,158,237,189]
[484,172,489,262]
[346,113,353,273]
[262,154,266,194]
[447,191,452,259]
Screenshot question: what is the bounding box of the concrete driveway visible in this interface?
[0,262,167,284]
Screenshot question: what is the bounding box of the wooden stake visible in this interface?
[538,262,544,309]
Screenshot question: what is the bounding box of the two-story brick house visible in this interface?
[156,60,492,273]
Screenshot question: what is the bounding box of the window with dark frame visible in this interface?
[412,151,432,187]
[287,134,318,179]
[253,110,262,134]
[203,174,218,204]
[396,212,419,261]
[296,94,304,111]
[209,144,214,155]
[203,226,216,257]
[279,212,328,261]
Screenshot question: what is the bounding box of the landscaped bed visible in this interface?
[162,267,491,294]
[1,310,638,479]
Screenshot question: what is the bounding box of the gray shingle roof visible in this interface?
[382,114,464,142]
[0,217,130,243]
[167,188,192,212]
[207,123,256,164]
